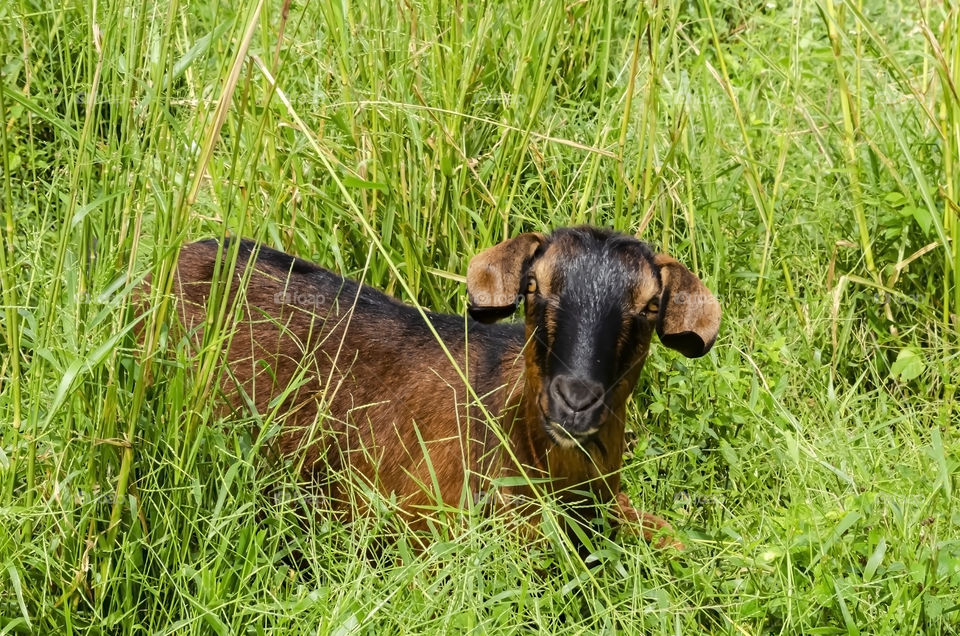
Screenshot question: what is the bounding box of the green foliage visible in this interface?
[1,0,958,632]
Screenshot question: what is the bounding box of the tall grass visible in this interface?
[1,0,958,632]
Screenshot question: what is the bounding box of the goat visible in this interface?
[155,226,720,548]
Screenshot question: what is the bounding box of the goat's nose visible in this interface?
[550,375,604,414]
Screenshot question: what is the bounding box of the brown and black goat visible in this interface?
[156,226,720,549]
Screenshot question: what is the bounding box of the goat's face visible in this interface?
[467,226,720,448]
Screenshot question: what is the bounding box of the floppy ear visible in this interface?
[654,254,721,358]
[466,232,545,323]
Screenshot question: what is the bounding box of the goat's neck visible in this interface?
[497,344,651,504]
[497,378,626,503]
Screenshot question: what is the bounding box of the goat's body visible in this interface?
[151,226,723,549]
[168,239,626,526]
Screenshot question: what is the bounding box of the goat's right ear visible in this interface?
[466,232,545,323]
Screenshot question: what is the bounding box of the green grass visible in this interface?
[1,0,959,632]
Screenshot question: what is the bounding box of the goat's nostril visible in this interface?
[551,375,604,413]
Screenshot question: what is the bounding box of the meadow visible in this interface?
[1,0,958,632]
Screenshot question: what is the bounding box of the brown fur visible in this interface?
[144,228,720,549]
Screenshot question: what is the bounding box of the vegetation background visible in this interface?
[1,0,958,632]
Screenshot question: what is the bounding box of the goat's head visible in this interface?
[466,226,720,448]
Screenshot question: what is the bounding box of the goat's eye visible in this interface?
[644,300,660,315]
[526,277,538,294]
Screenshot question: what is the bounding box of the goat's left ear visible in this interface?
[654,254,721,358]
[467,232,545,323]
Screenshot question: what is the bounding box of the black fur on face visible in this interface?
[522,227,661,449]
